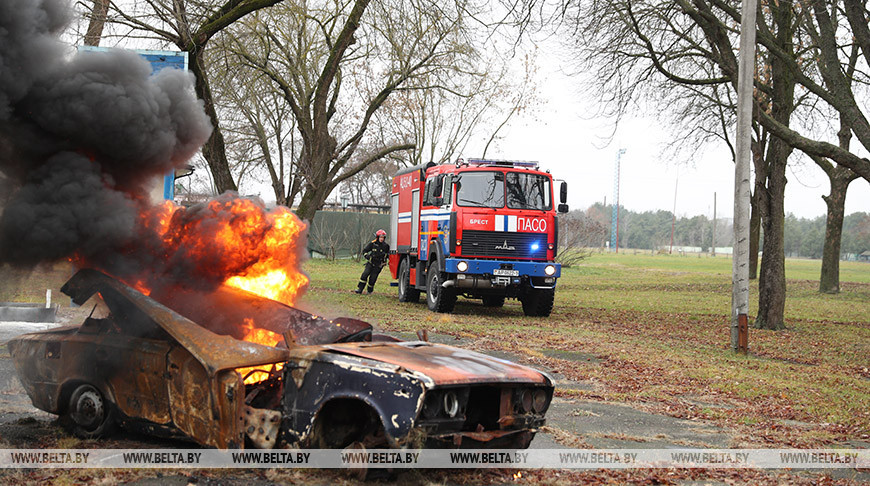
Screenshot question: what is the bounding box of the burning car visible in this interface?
[8,269,553,449]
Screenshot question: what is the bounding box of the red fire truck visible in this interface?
[388,158,568,316]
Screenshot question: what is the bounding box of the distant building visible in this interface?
[859,251,870,262]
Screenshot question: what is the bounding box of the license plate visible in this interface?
[492,269,519,277]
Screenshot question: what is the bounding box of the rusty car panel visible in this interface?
[320,341,550,386]
[62,269,291,373]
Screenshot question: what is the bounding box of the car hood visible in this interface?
[320,341,551,386]
[61,269,290,375]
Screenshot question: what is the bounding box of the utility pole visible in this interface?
[611,149,626,253]
[669,177,678,254]
[732,0,756,354]
[712,192,717,256]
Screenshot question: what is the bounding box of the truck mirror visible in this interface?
[558,203,569,213]
[560,181,568,204]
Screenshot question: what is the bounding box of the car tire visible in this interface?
[426,261,456,313]
[521,288,554,317]
[398,258,420,303]
[482,295,505,307]
[64,384,117,439]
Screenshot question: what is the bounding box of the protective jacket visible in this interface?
[362,239,390,266]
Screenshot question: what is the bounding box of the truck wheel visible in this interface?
[482,295,505,307]
[426,262,456,313]
[63,384,117,439]
[398,258,420,303]
[521,288,554,317]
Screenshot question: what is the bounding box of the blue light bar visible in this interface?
[466,158,539,169]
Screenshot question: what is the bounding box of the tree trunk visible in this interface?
[755,155,788,330]
[294,130,338,221]
[749,134,768,280]
[749,189,761,279]
[84,0,109,46]
[819,170,855,293]
[189,51,237,194]
[754,1,794,331]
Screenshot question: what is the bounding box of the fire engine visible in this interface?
[388,158,568,316]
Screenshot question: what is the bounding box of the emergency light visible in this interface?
[464,158,539,169]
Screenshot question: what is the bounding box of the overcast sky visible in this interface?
[475,47,870,221]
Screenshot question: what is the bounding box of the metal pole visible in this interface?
[712,192,717,257]
[669,177,678,254]
[611,149,625,253]
[732,0,757,354]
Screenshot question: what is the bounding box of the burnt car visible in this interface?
[8,269,553,449]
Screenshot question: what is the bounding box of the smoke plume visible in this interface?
[0,0,212,269]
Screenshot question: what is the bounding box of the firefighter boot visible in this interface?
[354,280,365,294]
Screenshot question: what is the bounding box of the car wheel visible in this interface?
[398,258,420,303]
[426,261,456,313]
[521,288,554,317]
[65,384,116,439]
[482,295,505,307]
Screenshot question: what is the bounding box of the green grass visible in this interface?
[301,254,870,447]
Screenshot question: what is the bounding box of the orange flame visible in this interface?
[150,197,309,306]
[237,318,285,384]
[128,195,308,385]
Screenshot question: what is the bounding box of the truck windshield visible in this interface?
[455,171,551,209]
[506,172,551,210]
[455,171,505,208]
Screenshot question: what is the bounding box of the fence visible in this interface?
[307,211,390,259]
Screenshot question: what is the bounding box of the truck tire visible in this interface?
[482,295,505,307]
[398,258,420,303]
[426,261,456,313]
[521,288,554,317]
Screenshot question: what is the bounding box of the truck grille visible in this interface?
[460,230,547,259]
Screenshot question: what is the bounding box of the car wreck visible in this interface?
[8,269,553,449]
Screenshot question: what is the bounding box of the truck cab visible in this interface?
[389,158,568,316]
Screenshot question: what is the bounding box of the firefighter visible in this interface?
[355,229,389,294]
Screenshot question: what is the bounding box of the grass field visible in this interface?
[298,253,870,448]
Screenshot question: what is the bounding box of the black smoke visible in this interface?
[0,0,212,267]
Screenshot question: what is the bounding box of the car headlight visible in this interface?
[544,264,556,276]
[520,389,534,413]
[443,391,460,417]
[533,389,549,413]
[422,393,442,419]
[457,261,468,272]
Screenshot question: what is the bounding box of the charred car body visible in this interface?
[8,270,553,449]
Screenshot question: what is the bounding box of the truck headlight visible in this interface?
[457,261,468,272]
[544,264,556,276]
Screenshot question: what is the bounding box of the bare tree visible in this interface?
[556,210,608,266]
[557,0,870,329]
[208,48,302,205]
[228,0,486,220]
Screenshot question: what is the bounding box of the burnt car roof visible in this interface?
[61,269,289,374]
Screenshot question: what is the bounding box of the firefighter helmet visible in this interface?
[375,229,387,237]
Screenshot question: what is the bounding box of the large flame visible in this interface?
[127,195,309,384]
[138,196,309,307]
